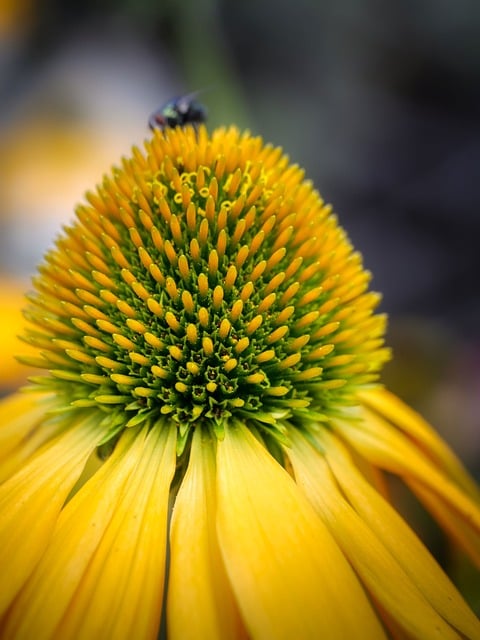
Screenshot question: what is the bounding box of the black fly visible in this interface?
[149,94,207,131]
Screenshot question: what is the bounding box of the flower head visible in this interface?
[21,125,389,449]
[0,125,479,639]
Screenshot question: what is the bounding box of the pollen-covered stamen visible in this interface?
[24,125,389,448]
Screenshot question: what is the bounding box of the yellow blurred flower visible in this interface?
[0,0,33,36]
[0,125,479,639]
[0,277,35,387]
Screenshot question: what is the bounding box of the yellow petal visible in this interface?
[334,407,480,560]
[0,278,34,385]
[0,414,104,616]
[359,387,480,500]
[0,392,44,453]
[3,423,176,640]
[215,422,386,640]
[408,477,480,567]
[167,428,247,640]
[288,427,480,640]
[0,391,59,482]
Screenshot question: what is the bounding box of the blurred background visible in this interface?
[0,0,479,606]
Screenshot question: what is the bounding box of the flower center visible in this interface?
[24,126,390,447]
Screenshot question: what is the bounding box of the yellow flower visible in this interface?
[0,125,479,639]
[0,277,36,387]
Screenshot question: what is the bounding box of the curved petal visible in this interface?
[342,439,390,499]
[0,391,61,483]
[3,423,176,640]
[0,278,33,386]
[215,422,386,640]
[0,413,104,616]
[359,387,480,500]
[408,477,480,567]
[334,407,480,564]
[288,428,480,640]
[167,428,247,640]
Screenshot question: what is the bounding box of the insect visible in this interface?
[149,93,208,131]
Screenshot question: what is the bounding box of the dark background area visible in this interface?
[2,1,479,328]
[0,0,479,604]
[1,0,479,326]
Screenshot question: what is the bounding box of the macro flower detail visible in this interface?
[0,125,479,639]
[20,125,389,451]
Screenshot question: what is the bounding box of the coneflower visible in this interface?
[0,124,478,639]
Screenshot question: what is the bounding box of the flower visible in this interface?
[0,125,479,639]
[0,277,36,388]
